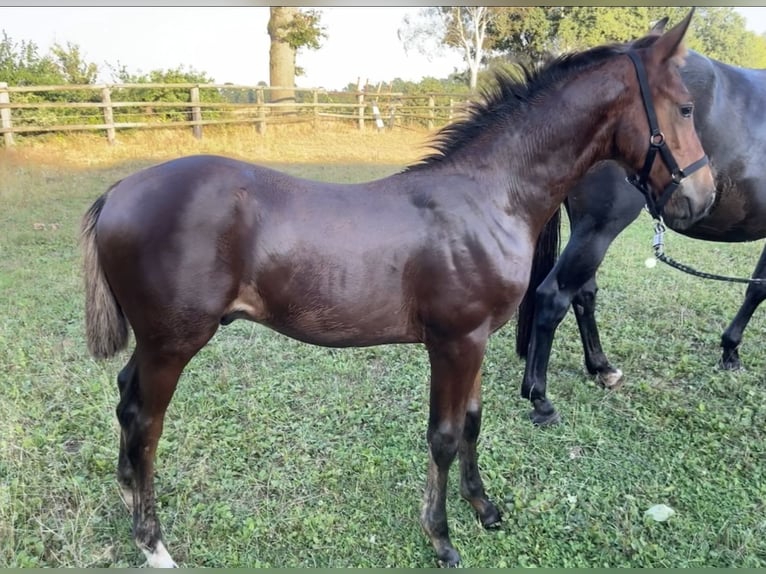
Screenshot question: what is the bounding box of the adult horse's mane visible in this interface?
[407,35,661,171]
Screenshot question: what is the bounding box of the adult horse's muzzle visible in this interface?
[624,50,715,228]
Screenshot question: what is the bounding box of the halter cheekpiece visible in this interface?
[624,50,709,219]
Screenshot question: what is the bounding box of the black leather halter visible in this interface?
[625,50,709,220]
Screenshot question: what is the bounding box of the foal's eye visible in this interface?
[680,103,694,118]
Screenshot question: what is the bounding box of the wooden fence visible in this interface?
[0,82,471,147]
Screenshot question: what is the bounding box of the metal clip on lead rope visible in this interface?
[647,216,766,285]
[652,219,666,255]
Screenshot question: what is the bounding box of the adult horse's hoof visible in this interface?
[596,367,624,389]
[719,349,742,371]
[529,398,561,426]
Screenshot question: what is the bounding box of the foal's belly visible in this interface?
[221,276,418,348]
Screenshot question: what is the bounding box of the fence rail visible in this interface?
[0,82,471,147]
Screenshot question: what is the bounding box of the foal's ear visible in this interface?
[651,8,694,64]
[649,16,669,35]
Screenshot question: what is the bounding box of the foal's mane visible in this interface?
[406,34,659,171]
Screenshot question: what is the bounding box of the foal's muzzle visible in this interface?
[624,50,709,220]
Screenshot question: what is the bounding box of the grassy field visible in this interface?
[1,125,765,568]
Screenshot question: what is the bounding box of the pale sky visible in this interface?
[1,7,766,91]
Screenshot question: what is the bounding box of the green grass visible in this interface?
[1,155,765,568]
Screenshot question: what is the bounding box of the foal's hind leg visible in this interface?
[459,372,501,529]
[421,330,492,567]
[720,244,766,370]
[116,352,139,512]
[118,331,214,568]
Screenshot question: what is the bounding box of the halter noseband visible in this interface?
[624,50,709,220]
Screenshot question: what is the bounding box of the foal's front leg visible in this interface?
[421,331,494,567]
[459,372,501,529]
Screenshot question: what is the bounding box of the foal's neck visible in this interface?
[501,59,631,236]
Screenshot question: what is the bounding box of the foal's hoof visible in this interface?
[596,367,624,389]
[142,542,179,568]
[478,503,502,529]
[529,398,561,426]
[436,546,461,568]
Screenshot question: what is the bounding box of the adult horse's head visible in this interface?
[617,8,715,229]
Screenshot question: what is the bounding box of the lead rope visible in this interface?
[650,218,766,285]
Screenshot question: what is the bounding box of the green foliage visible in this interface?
[488,7,562,66]
[556,7,660,52]
[0,32,103,128]
[385,76,469,96]
[552,7,766,68]
[49,41,98,85]
[401,7,766,85]
[0,30,63,86]
[282,9,326,52]
[106,65,223,123]
[1,30,227,130]
[683,7,766,67]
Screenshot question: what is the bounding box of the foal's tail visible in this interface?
[515,206,561,358]
[81,185,129,359]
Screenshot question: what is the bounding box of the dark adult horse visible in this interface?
[516,23,766,427]
[81,12,713,568]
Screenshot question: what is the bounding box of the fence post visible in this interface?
[448,97,454,122]
[256,88,266,135]
[190,86,203,139]
[357,79,364,131]
[428,95,435,131]
[313,90,319,131]
[101,86,116,145]
[371,101,384,131]
[388,99,396,129]
[0,83,14,147]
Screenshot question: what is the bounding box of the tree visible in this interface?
[488,7,561,67]
[514,7,766,67]
[0,31,62,86]
[555,7,659,52]
[684,7,766,67]
[399,7,495,90]
[267,7,325,104]
[50,41,98,85]
[402,7,766,88]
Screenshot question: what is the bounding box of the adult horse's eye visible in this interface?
[680,103,694,118]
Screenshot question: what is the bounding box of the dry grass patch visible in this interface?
[3,122,434,170]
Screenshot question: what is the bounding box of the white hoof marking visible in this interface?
[598,368,624,389]
[143,541,178,568]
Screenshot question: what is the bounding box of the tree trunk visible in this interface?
[268,7,297,106]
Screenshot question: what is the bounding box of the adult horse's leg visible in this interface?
[720,244,766,370]
[421,329,493,567]
[519,180,643,425]
[458,372,501,529]
[571,276,624,388]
